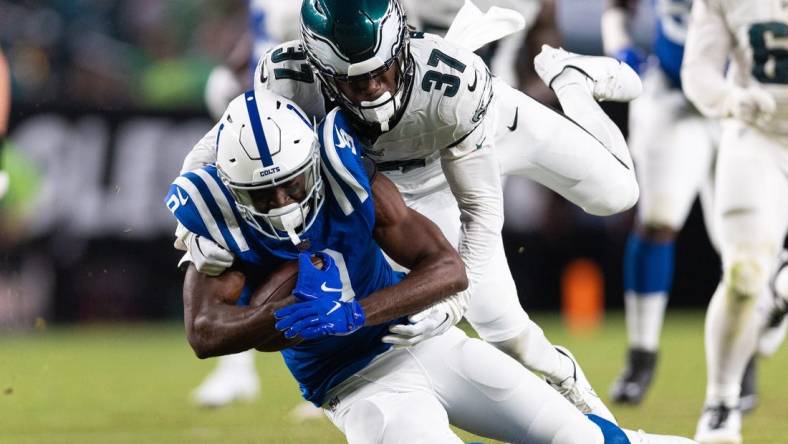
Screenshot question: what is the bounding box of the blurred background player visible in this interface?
[681,0,788,442]
[0,47,10,200]
[193,0,305,408]
[601,0,723,406]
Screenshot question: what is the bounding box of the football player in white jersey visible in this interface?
[601,0,721,406]
[682,1,788,442]
[181,0,643,422]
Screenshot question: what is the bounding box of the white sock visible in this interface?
[491,321,574,383]
[624,291,669,351]
[705,282,770,407]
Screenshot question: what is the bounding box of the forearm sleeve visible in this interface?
[681,0,733,118]
[181,121,221,174]
[441,136,504,289]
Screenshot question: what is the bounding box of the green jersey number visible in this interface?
[749,22,788,84]
[421,49,467,98]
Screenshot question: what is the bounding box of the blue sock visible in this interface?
[623,233,675,294]
[587,414,630,444]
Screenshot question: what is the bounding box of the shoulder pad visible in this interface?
[165,166,251,253]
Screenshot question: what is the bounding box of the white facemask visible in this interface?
[359,90,399,132]
[267,202,307,245]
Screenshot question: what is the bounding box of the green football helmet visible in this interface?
[300,0,414,131]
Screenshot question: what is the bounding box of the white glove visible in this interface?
[725,86,776,126]
[204,65,243,121]
[185,232,235,276]
[381,289,470,349]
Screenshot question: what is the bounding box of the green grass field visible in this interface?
[2,311,786,443]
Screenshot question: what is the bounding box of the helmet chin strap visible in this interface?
[268,203,305,245]
[360,91,398,132]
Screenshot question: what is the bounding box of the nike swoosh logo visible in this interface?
[326,301,342,315]
[320,282,343,293]
[475,136,486,151]
[507,107,519,132]
[468,71,478,92]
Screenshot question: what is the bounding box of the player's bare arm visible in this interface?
[182,265,300,358]
[360,171,469,326]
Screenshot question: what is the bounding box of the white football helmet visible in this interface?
[216,89,324,245]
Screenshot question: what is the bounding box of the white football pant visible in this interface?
[705,120,788,407]
[323,327,605,444]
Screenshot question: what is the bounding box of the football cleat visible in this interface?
[549,346,618,424]
[534,44,643,102]
[191,353,260,408]
[609,348,658,405]
[738,357,758,414]
[694,404,742,444]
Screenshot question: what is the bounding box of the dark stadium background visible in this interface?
[0,0,721,326]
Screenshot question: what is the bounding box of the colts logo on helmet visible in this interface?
[259,166,282,177]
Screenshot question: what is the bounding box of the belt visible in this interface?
[376,158,427,173]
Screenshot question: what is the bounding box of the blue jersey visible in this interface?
[166,108,405,406]
[652,0,691,88]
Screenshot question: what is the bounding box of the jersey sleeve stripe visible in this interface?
[321,161,355,216]
[321,112,370,205]
[173,176,231,251]
[244,90,274,167]
[191,169,250,252]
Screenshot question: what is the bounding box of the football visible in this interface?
[248,254,324,307]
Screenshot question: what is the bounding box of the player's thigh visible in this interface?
[341,391,461,444]
[463,238,529,343]
[714,122,788,285]
[413,328,603,444]
[323,349,462,444]
[630,87,715,229]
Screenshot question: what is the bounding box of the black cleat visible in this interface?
[609,348,657,405]
[739,357,758,414]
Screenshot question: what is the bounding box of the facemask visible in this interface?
[359,91,399,132]
[267,202,307,245]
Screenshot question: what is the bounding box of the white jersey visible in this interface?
[683,0,788,134]
[250,34,494,195]
[185,32,502,291]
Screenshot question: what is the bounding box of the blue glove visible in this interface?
[274,298,365,340]
[292,252,343,301]
[614,46,647,75]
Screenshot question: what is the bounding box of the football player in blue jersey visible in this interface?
[168,89,697,443]
[601,0,724,406]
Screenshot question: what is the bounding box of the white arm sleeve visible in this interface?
[441,124,504,290]
[181,121,221,174]
[681,0,734,118]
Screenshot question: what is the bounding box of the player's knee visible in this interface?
[550,416,605,444]
[723,253,771,298]
[637,224,678,243]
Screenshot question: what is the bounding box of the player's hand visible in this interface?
[381,301,460,349]
[187,233,234,276]
[292,252,343,301]
[613,46,646,75]
[274,298,365,340]
[725,86,776,126]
